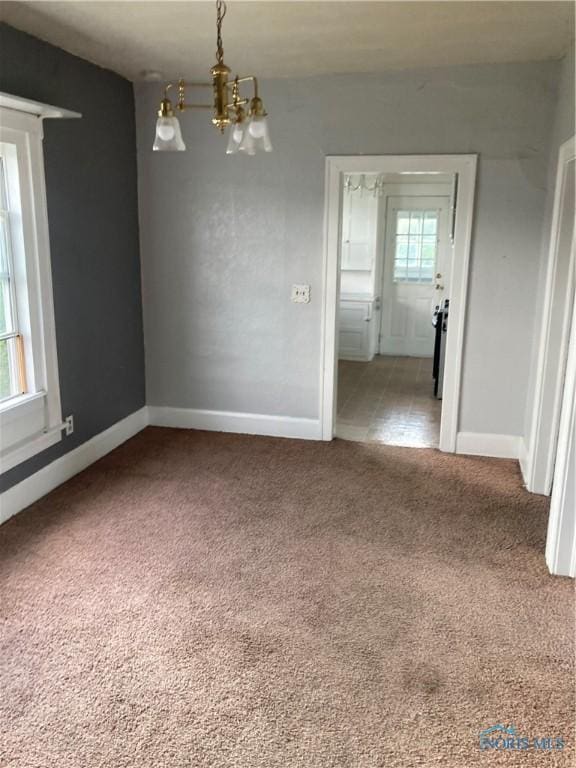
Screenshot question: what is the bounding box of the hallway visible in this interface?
[336,355,441,447]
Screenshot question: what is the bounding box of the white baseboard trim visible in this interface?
[455,431,521,459]
[518,436,531,488]
[0,405,322,524]
[0,406,149,525]
[148,406,323,441]
[338,354,374,362]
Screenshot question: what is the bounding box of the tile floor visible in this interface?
[336,355,441,447]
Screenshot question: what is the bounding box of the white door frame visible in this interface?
[524,136,576,494]
[546,292,576,577]
[319,154,477,450]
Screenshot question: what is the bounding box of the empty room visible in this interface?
[0,1,575,765]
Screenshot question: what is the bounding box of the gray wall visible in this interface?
[0,24,145,492]
[523,42,575,444]
[136,59,559,437]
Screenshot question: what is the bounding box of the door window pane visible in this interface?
[423,212,438,234]
[393,209,439,283]
[396,214,410,235]
[409,212,423,234]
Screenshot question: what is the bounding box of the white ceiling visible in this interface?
[2,1,574,82]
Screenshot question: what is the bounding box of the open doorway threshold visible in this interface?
[336,355,441,447]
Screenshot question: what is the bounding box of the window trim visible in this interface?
[0,107,63,473]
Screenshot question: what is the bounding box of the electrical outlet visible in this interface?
[65,415,74,436]
[291,284,310,304]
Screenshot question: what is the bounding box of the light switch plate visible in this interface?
[291,284,310,304]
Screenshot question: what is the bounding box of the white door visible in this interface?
[379,196,451,357]
[545,238,576,577]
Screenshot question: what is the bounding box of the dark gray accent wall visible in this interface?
[0,24,145,491]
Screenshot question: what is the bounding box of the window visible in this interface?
[0,155,27,401]
[393,209,438,283]
[0,105,63,472]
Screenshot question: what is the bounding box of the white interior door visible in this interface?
[546,277,576,577]
[379,196,451,357]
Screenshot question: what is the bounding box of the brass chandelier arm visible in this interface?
[177,104,213,110]
[169,73,262,125]
[227,98,249,109]
[159,74,263,119]
[160,81,212,108]
[177,79,212,111]
[227,75,259,100]
[225,76,264,122]
[228,75,259,93]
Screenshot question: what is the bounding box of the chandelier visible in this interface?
[153,0,272,155]
[344,174,385,197]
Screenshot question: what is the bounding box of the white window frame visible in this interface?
[0,99,79,473]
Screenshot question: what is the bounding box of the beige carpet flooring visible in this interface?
[0,427,574,767]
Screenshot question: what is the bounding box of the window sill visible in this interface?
[0,390,46,416]
[0,391,63,474]
[0,428,62,475]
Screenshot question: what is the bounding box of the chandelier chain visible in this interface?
[216,0,227,64]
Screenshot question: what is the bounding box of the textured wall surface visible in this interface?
[0,24,145,492]
[136,59,559,435]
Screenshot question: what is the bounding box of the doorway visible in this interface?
[525,136,576,497]
[320,155,477,451]
[525,135,575,576]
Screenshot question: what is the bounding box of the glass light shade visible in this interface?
[153,116,186,151]
[232,122,244,143]
[245,115,272,153]
[226,121,245,154]
[248,115,267,139]
[238,127,256,156]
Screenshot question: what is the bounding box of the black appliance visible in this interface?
[432,299,449,398]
